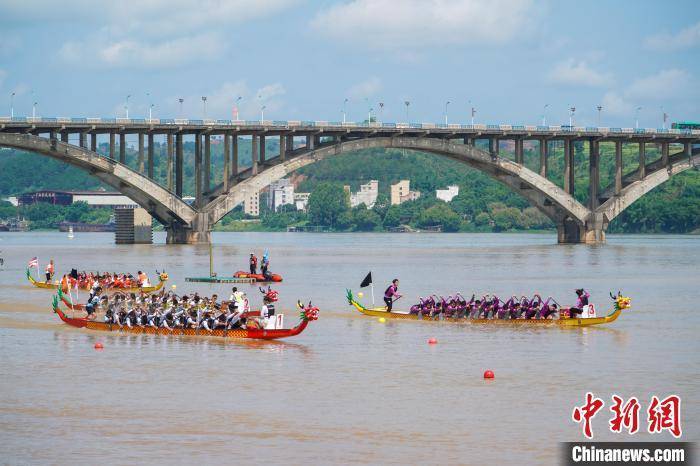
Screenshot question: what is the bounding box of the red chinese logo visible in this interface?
[573,393,682,439]
[572,392,605,439]
[647,395,682,438]
[609,395,640,434]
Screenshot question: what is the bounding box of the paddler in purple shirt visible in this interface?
[569,288,590,318]
[383,279,402,312]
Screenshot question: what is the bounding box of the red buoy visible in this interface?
[94,342,104,349]
[484,370,494,379]
[427,338,438,344]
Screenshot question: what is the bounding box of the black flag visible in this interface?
[70,268,78,279]
[360,272,372,288]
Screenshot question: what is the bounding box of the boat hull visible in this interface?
[52,298,310,340]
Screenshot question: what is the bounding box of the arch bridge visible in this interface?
[1,117,698,244]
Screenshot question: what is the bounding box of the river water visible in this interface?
[0,231,698,465]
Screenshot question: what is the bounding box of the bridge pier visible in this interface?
[557,216,606,244]
[166,213,211,244]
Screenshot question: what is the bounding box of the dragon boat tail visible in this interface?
[346,290,631,327]
[51,295,318,340]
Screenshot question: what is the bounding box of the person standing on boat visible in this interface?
[261,252,270,275]
[45,260,55,282]
[383,279,402,312]
[569,288,589,318]
[249,253,258,274]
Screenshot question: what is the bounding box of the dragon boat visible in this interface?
[51,295,318,340]
[27,269,168,294]
[346,290,631,327]
[233,271,283,283]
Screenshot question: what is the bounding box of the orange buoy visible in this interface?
[484,370,494,379]
[94,342,104,349]
[427,338,438,344]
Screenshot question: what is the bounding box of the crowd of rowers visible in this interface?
[406,289,591,319]
[81,286,278,331]
[54,269,152,289]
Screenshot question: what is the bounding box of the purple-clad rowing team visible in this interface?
[406,289,591,319]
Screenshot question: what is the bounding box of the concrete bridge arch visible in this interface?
[202,136,591,241]
[0,133,198,237]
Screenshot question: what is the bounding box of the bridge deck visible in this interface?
[1,118,698,141]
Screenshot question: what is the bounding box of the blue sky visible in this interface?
[1,0,698,127]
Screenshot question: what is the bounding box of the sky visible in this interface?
[0,0,699,128]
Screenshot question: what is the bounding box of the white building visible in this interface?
[390,180,421,205]
[68,191,139,208]
[350,180,379,208]
[436,185,459,202]
[268,179,295,212]
[243,191,260,217]
[294,193,310,211]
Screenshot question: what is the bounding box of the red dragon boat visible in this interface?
[51,295,318,340]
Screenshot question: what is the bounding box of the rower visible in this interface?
[383,279,402,313]
[85,287,102,317]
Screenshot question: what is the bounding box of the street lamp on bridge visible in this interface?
[234,96,242,120]
[444,101,450,125]
[201,96,207,119]
[378,102,384,123]
[569,106,576,127]
[260,105,266,123]
[661,107,668,130]
[178,98,184,119]
[635,106,642,129]
[596,105,603,126]
[125,94,131,119]
[404,101,410,122]
[342,98,348,124]
[10,92,15,119]
[32,101,37,120]
[542,103,549,126]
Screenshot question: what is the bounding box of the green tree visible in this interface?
[417,202,461,231]
[382,205,402,228]
[353,206,382,231]
[307,182,349,227]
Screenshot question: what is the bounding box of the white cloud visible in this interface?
[38,0,296,69]
[59,33,225,69]
[548,59,612,87]
[625,69,692,100]
[601,69,694,117]
[601,91,634,117]
[311,0,535,47]
[645,21,700,51]
[347,77,382,99]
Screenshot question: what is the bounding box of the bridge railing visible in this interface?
[2,116,699,136]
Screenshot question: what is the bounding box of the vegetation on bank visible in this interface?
[0,200,112,229]
[1,141,699,234]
